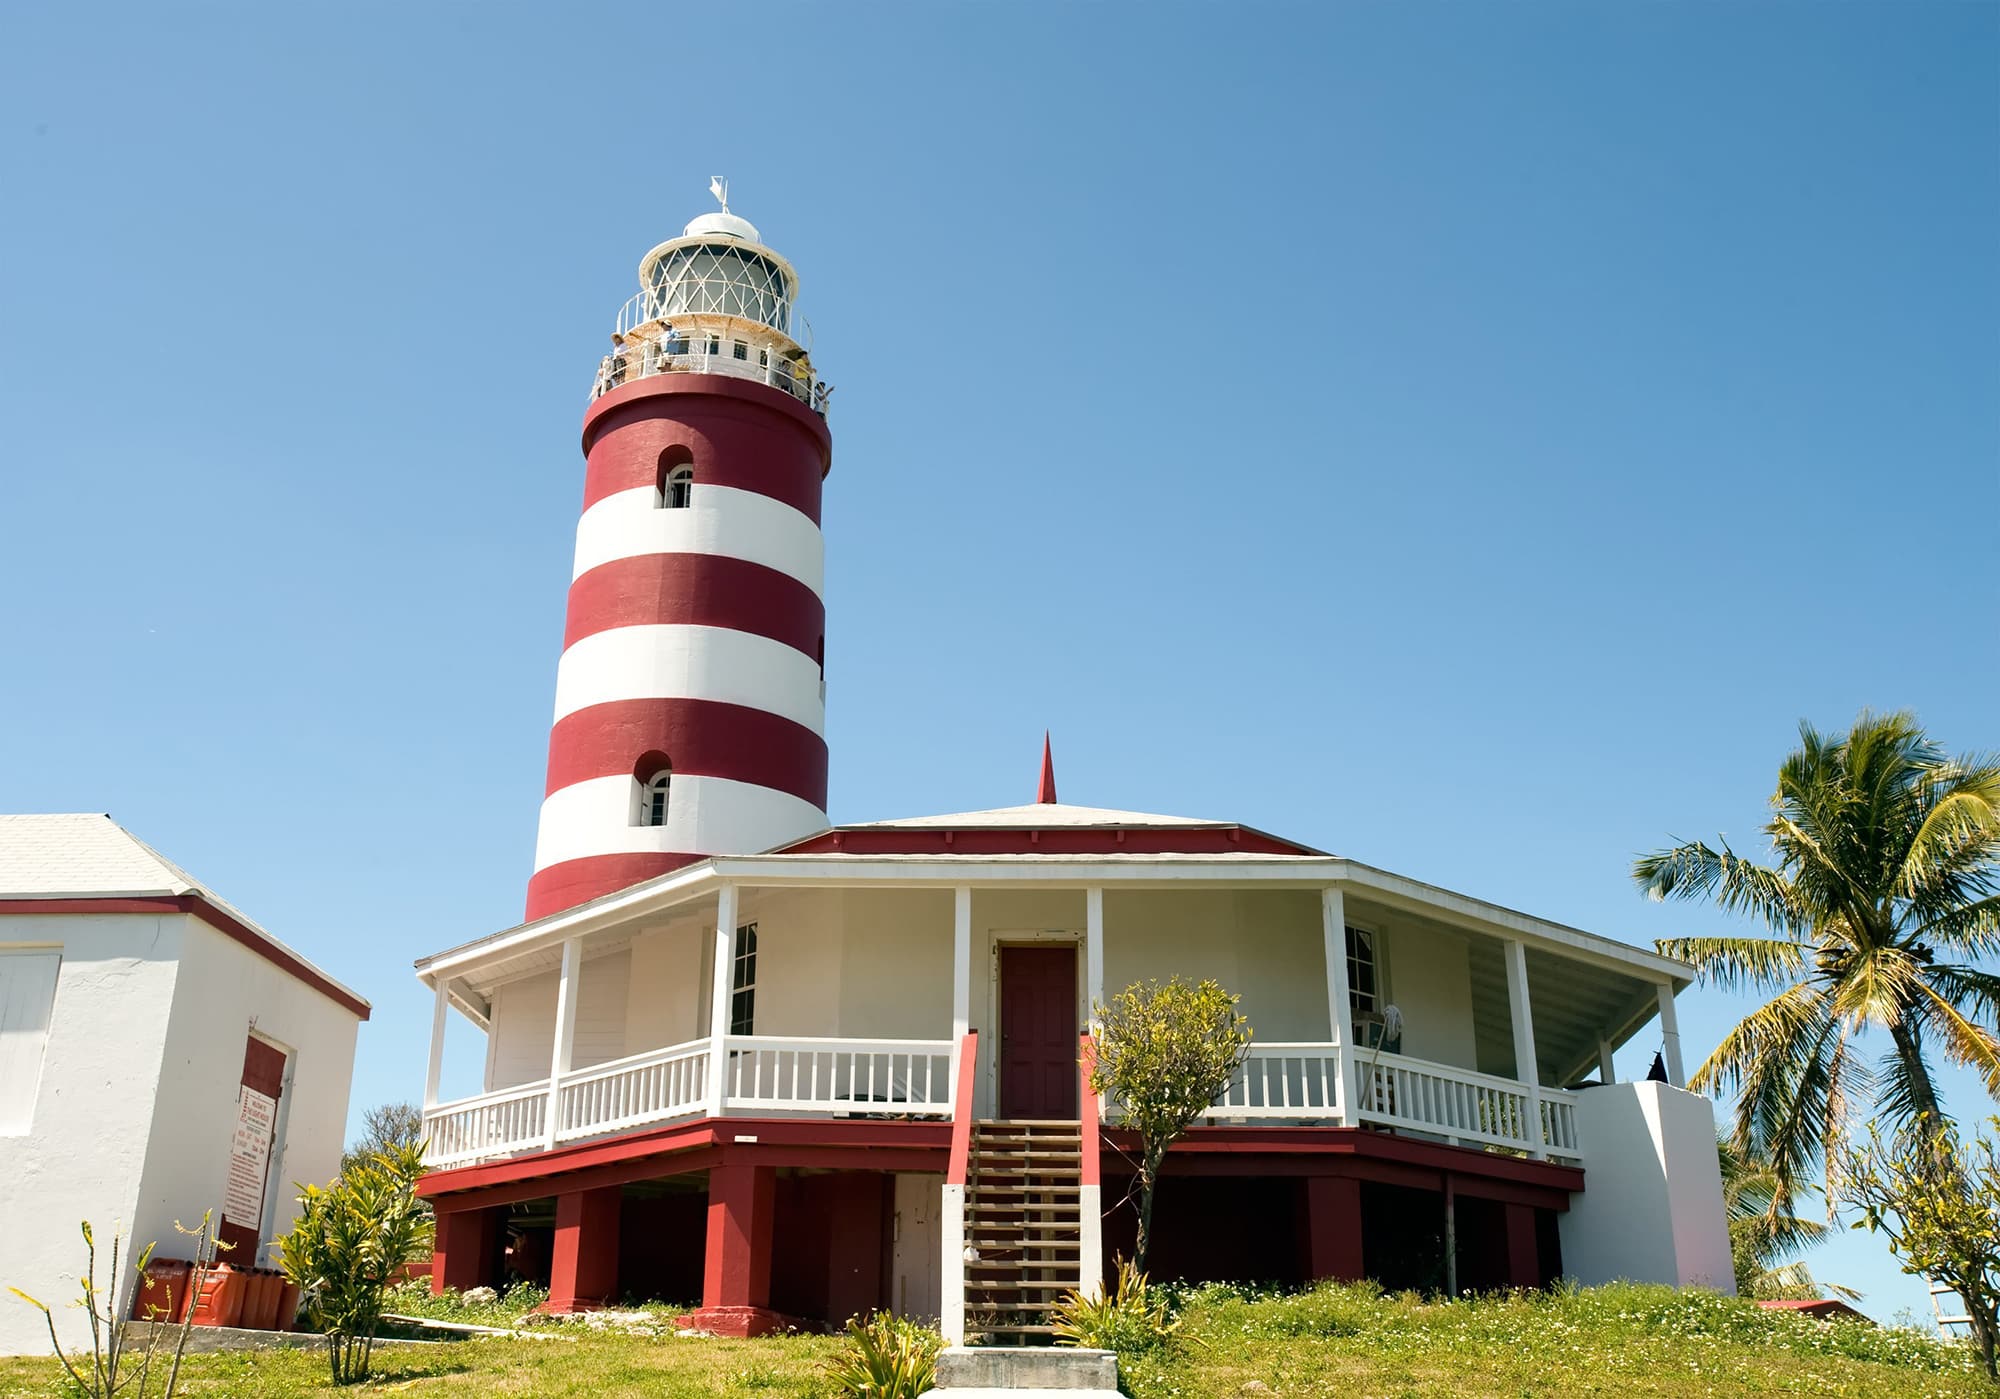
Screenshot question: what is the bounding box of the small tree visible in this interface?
[1845,1116,2000,1380]
[8,1212,224,1399]
[276,1140,431,1386]
[339,1102,425,1176]
[1088,977,1252,1271]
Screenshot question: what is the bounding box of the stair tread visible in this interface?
[975,1119,1083,1127]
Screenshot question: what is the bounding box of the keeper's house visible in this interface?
[0,814,368,1355]
[413,795,1732,1341]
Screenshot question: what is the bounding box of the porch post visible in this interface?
[1597,1037,1616,1086]
[1084,887,1106,1019]
[707,884,740,1117]
[543,936,583,1151]
[424,976,448,1112]
[1504,939,1544,1160]
[1656,982,1685,1087]
[1321,886,1356,1126]
[950,886,971,1100]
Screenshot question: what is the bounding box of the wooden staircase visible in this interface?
[961,1118,1084,1343]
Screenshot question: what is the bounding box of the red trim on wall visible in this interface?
[420,1118,953,1210]
[580,376,831,520]
[0,895,369,1019]
[1078,1034,1103,1189]
[563,553,824,658]
[542,698,829,807]
[525,852,703,923]
[776,826,1312,858]
[945,1032,979,1187]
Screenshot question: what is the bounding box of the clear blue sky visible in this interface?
[2,2,1994,1326]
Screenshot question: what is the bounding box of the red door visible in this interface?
[999,945,1079,1120]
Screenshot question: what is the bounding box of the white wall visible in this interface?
[1559,1082,1735,1292]
[1102,889,1330,1041]
[485,949,632,1089]
[1376,921,1476,1066]
[135,917,362,1273]
[0,912,182,1356]
[625,923,706,1051]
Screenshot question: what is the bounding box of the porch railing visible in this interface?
[721,1035,955,1116]
[425,1080,549,1167]
[423,1033,956,1169]
[1192,1043,1582,1163]
[553,1038,709,1145]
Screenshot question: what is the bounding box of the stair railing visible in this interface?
[941,1029,979,1345]
[1079,1032,1105,1299]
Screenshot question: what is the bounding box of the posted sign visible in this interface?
[222,1085,278,1230]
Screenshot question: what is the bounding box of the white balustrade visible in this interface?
[1192,1044,1583,1163]
[1355,1049,1583,1162]
[423,1035,956,1167]
[1203,1043,1343,1118]
[424,1080,549,1168]
[553,1039,709,1145]
[722,1035,955,1116]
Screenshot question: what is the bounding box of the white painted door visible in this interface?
[891,1173,943,1323]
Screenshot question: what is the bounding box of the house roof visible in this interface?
[0,813,370,1020]
[776,802,1323,858]
[841,802,1237,830]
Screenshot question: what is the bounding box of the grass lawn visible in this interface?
[0,1283,1984,1398]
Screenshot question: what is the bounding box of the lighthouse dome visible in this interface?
[682,209,761,243]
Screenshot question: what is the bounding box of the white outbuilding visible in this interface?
[0,814,368,1356]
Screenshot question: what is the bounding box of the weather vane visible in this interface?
[709,175,730,214]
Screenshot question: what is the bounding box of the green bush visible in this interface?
[823,1312,941,1399]
[275,1140,432,1386]
[1054,1260,1181,1360]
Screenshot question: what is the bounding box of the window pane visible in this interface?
[730,989,755,1034]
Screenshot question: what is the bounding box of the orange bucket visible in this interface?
[187,1263,246,1328]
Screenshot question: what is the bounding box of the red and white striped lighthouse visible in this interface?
[527,183,833,921]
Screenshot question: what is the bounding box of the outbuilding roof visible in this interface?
[0,813,370,1019]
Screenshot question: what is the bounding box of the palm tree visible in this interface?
[1634,710,2000,1207]
[1717,1137,1857,1301]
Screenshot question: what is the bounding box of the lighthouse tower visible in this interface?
[527,184,833,922]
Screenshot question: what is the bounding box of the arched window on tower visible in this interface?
[656,448,694,509]
[638,764,672,827]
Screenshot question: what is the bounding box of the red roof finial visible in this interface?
[1037,732,1058,804]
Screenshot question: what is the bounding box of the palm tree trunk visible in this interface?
[1887,1019,1944,1128]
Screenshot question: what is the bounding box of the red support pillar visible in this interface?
[432,1205,501,1296]
[1303,1176,1366,1282]
[680,1162,785,1336]
[1502,1202,1541,1289]
[548,1185,623,1314]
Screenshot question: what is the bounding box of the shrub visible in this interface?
[1054,1259,1181,1357]
[823,1311,941,1399]
[275,1139,432,1386]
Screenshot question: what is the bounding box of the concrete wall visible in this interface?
[0,912,182,1356]
[0,911,363,1356]
[1559,1082,1734,1292]
[136,917,362,1271]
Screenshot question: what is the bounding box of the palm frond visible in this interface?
[1653,935,1809,993]
[1915,894,2000,959]
[1923,963,2000,1023]
[1899,770,2000,897]
[1827,945,1924,1030]
[1634,839,1802,932]
[1913,980,2000,1098]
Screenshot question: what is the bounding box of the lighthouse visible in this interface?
[527,183,833,921]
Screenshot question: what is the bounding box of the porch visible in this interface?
[418,870,1689,1173]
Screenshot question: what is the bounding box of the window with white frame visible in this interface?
[0,949,61,1135]
[663,465,694,510]
[640,766,671,827]
[1345,926,1379,1017]
[729,923,757,1034]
